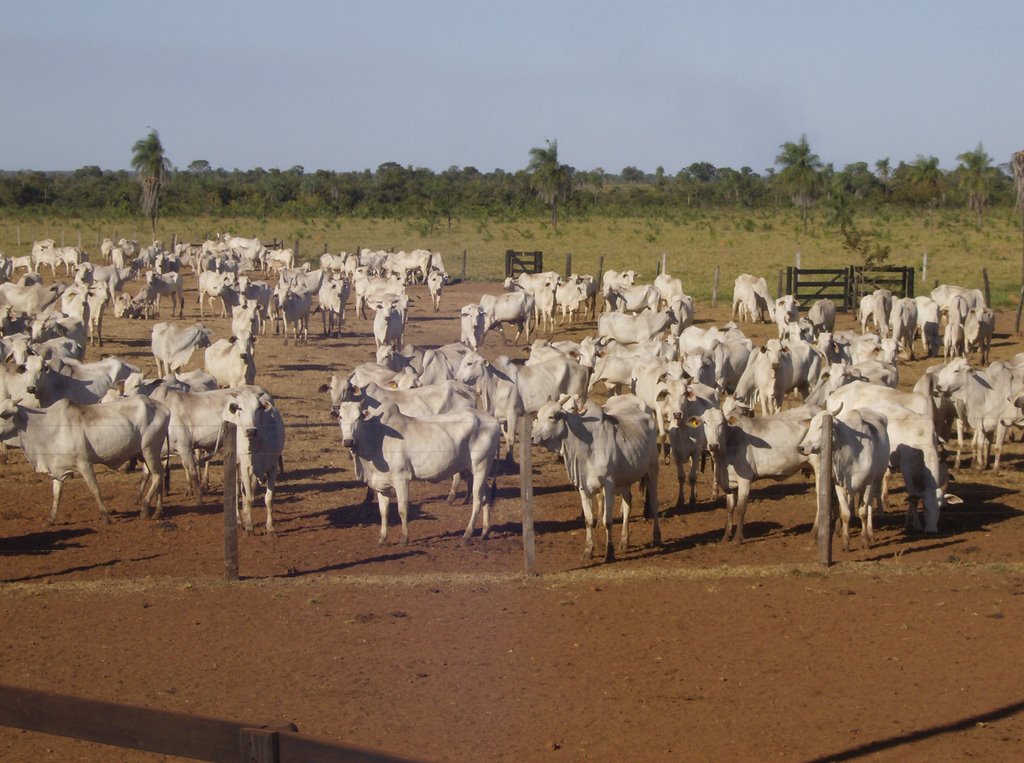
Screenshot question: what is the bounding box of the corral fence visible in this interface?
[504,249,543,278]
[784,265,915,311]
[0,683,417,762]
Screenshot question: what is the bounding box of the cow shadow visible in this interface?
[2,554,162,584]
[269,550,427,578]
[0,527,95,556]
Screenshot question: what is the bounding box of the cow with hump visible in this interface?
[336,400,501,547]
[532,393,661,562]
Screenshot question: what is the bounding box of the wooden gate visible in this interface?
[785,267,851,311]
[849,265,915,305]
[504,250,543,278]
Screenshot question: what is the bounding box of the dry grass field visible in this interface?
[1,236,1024,761]
[3,206,1022,302]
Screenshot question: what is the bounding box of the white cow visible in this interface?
[151,322,212,377]
[0,396,168,523]
[799,406,890,551]
[223,388,285,534]
[532,394,661,561]
[732,274,774,323]
[337,401,501,545]
[205,332,257,388]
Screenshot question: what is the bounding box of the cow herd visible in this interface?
[0,235,1021,566]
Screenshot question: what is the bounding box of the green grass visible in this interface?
[2,208,1021,305]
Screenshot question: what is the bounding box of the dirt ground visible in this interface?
[3,272,1024,762]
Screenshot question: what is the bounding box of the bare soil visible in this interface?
[2,275,1024,762]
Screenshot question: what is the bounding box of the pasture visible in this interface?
[2,254,1024,760]
[3,206,1023,303]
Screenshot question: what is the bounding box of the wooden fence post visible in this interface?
[519,414,536,575]
[223,424,239,581]
[922,252,928,285]
[461,249,467,282]
[661,252,667,276]
[816,413,834,567]
[293,239,300,263]
[564,252,572,278]
[983,268,991,307]
[712,265,720,307]
[777,269,784,299]
[795,251,801,270]
[1016,285,1024,334]
[593,255,605,319]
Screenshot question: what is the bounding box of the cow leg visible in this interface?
[954,418,965,469]
[395,481,411,546]
[672,452,687,511]
[141,448,165,519]
[687,453,699,508]
[993,422,1008,473]
[47,479,65,525]
[860,484,877,549]
[462,467,490,544]
[835,486,853,552]
[601,483,616,563]
[618,486,632,552]
[375,491,390,545]
[447,473,461,504]
[578,489,596,559]
[879,468,892,513]
[78,464,113,524]
[263,471,277,535]
[722,490,736,543]
[505,410,518,464]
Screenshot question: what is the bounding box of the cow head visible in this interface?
[531,400,569,450]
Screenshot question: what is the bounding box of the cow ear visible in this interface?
[685,415,701,428]
[3,352,12,363]
[686,388,697,401]
[727,415,739,425]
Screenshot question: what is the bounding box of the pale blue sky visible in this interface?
[1,0,1020,174]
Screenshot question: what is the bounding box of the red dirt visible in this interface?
[2,277,1024,762]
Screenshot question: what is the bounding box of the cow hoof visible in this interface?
[603,546,616,563]
[460,535,472,546]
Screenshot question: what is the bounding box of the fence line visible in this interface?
[0,683,417,762]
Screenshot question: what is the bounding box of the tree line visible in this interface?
[0,133,1016,233]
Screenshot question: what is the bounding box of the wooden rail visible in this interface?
[0,684,417,762]
[504,249,543,277]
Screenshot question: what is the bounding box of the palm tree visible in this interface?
[527,139,570,230]
[131,129,171,238]
[874,157,892,200]
[955,143,995,230]
[908,155,945,225]
[775,135,822,230]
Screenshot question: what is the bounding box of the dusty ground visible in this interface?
[2,272,1024,761]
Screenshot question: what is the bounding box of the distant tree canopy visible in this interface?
[0,137,1016,227]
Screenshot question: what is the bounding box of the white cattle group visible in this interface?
[2,233,1020,568]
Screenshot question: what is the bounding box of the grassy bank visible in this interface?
[2,208,1021,305]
